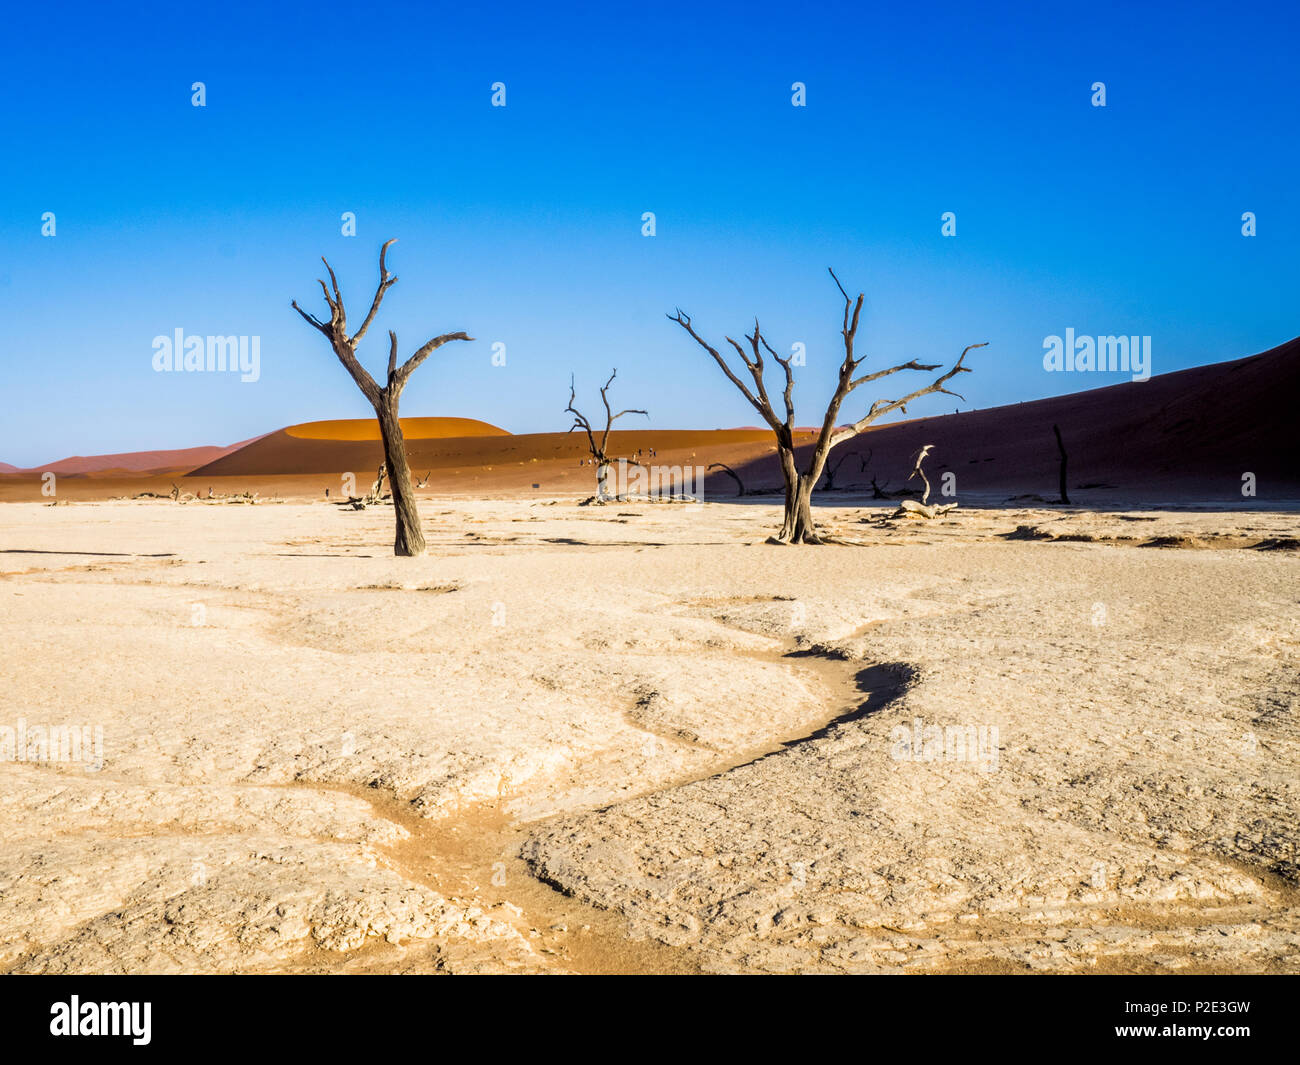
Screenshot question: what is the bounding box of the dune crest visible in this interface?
[284,417,510,441]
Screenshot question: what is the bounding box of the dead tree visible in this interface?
[367,463,388,504]
[908,445,935,504]
[818,449,859,491]
[292,239,472,556]
[708,462,746,497]
[1053,424,1070,505]
[565,370,647,502]
[891,444,957,520]
[670,270,986,543]
[857,449,892,498]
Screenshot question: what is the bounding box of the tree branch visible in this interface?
[351,238,399,345]
[568,370,648,462]
[393,331,474,392]
[667,311,785,435]
[291,300,330,336]
[829,342,987,449]
[320,261,346,333]
[757,329,796,430]
[846,359,941,392]
[566,374,600,458]
[332,346,383,408]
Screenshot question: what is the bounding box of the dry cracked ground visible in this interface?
[0,498,1296,973]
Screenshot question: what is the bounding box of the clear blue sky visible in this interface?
[1,0,1296,466]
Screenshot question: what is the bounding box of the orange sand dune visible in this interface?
[184,338,1298,505]
[192,423,780,481]
[3,339,1296,505]
[284,417,509,441]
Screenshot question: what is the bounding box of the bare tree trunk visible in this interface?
[707,462,745,497]
[566,370,647,503]
[669,269,984,545]
[908,445,935,504]
[376,398,425,556]
[775,446,821,543]
[292,239,472,558]
[1053,423,1070,505]
[781,474,819,543]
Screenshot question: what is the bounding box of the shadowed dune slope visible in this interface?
[7,439,262,477]
[725,336,1300,503]
[191,337,1300,504]
[190,420,777,480]
[17,338,1291,504]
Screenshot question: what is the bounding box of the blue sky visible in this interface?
[1,0,1296,466]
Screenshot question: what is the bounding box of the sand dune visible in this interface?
[192,422,775,480]
[193,337,1300,505]
[2,340,1296,507]
[3,438,263,477]
[721,336,1300,505]
[186,422,785,499]
[284,417,509,441]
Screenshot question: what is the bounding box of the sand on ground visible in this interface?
[0,496,1296,973]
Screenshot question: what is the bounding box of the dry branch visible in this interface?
[292,240,472,555]
[565,370,648,501]
[669,270,985,542]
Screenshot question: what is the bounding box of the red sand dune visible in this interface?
[3,339,1296,504]
[190,418,780,493]
[186,339,1298,504]
[782,335,1299,503]
[7,436,264,476]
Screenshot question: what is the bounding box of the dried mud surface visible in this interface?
[1,499,1296,973]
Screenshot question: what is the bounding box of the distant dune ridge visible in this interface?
[283,417,510,442]
[190,419,773,480]
[1,436,264,477]
[191,337,1300,502]
[763,335,1298,502]
[191,417,518,477]
[3,339,1297,502]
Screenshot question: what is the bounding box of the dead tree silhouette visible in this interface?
[670,269,985,543]
[1053,424,1070,504]
[818,449,861,491]
[292,239,472,556]
[565,370,648,502]
[708,462,746,497]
